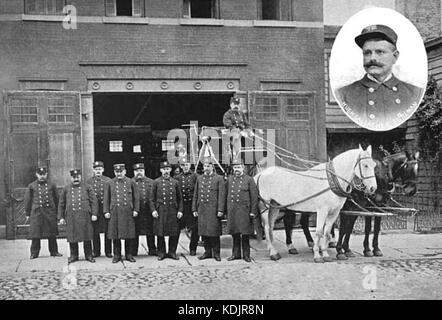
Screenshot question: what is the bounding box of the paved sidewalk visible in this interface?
[1,229,442,273]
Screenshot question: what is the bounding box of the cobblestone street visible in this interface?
[1,230,442,300]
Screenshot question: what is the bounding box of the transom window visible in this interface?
[24,0,65,15]
[48,98,74,123]
[9,98,38,123]
[255,97,279,120]
[286,97,310,121]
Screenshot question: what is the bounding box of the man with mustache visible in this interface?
[86,161,113,258]
[59,169,98,263]
[104,164,140,263]
[192,158,225,261]
[149,161,184,260]
[175,158,199,256]
[226,160,258,263]
[132,163,156,256]
[335,24,424,131]
[24,167,62,259]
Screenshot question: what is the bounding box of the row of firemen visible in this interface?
[24,157,259,264]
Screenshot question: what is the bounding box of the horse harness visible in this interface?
[256,155,375,212]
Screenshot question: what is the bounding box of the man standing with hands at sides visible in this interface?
[175,158,199,256]
[150,161,184,261]
[103,164,140,263]
[86,161,112,258]
[24,167,62,259]
[192,158,226,262]
[226,160,259,263]
[132,163,156,256]
[59,169,98,263]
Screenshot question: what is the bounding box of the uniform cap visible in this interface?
[230,97,240,104]
[70,169,81,177]
[160,161,171,169]
[133,163,145,170]
[113,164,125,172]
[36,167,47,175]
[355,24,398,48]
[202,157,213,165]
[231,159,243,166]
[93,161,104,168]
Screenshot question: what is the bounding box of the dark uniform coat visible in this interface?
[24,180,59,239]
[132,176,154,235]
[192,173,226,237]
[175,171,198,228]
[226,174,259,235]
[58,183,98,243]
[335,74,424,130]
[103,177,140,239]
[149,176,183,237]
[86,175,112,233]
[222,109,250,130]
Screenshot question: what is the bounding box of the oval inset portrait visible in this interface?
[330,7,427,131]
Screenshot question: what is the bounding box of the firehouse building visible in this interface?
[0,0,326,239]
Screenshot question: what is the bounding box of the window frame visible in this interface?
[257,0,281,21]
[24,0,66,15]
[182,0,220,19]
[105,0,144,17]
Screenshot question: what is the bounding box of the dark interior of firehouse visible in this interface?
[93,93,232,179]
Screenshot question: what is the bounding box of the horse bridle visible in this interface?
[351,155,376,192]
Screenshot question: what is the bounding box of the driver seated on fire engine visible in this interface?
[222,97,255,161]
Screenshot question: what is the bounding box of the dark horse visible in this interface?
[281,151,419,257]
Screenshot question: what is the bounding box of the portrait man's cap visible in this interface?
[355,24,398,48]
[133,163,145,170]
[160,161,171,169]
[202,157,213,165]
[93,161,104,168]
[179,158,190,165]
[230,97,240,105]
[36,167,47,175]
[113,164,125,172]
[70,169,81,177]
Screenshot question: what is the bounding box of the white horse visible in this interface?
[254,145,377,263]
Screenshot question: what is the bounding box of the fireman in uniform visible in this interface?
[222,96,254,161]
[175,158,199,256]
[86,161,113,258]
[192,158,226,261]
[58,169,98,263]
[149,161,184,261]
[132,162,156,256]
[226,160,259,263]
[24,167,62,259]
[103,164,140,263]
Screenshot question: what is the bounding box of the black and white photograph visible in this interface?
[0,0,442,306]
[330,7,428,131]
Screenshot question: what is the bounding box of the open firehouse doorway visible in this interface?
[92,93,231,179]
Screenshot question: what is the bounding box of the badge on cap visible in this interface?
[70,169,81,177]
[36,167,47,175]
[113,164,125,171]
[160,161,171,169]
[133,163,145,170]
[230,97,240,105]
[93,161,104,168]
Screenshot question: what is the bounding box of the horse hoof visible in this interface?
[314,257,324,263]
[328,241,337,248]
[288,248,298,255]
[364,250,374,257]
[373,249,383,257]
[323,256,333,262]
[307,241,314,248]
[345,250,356,258]
[270,253,281,261]
[336,253,348,260]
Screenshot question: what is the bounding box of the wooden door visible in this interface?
[5,91,81,239]
[248,91,318,168]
